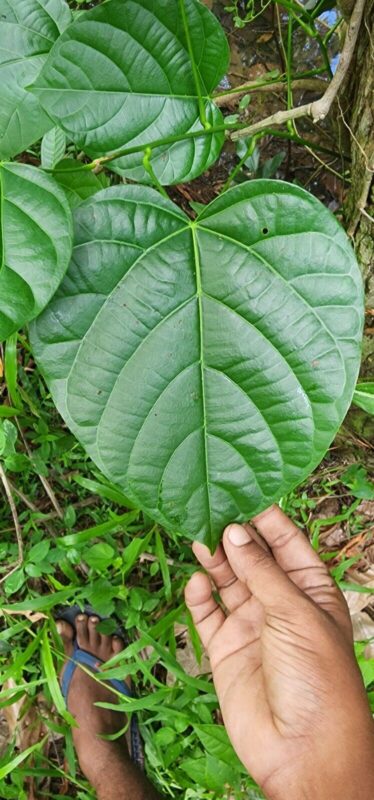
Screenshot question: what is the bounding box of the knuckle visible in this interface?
[270,527,298,549]
[302,569,336,593]
[218,575,238,589]
[252,503,277,523]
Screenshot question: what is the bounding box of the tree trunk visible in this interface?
[342,0,374,378]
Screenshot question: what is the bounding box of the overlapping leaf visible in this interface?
[52,159,110,209]
[0,0,71,159]
[29,0,230,185]
[352,382,374,415]
[41,126,67,169]
[30,181,363,548]
[0,163,73,341]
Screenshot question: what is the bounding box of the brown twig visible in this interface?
[6,479,58,539]
[0,463,24,584]
[7,480,39,513]
[214,78,328,106]
[231,0,366,141]
[16,421,64,519]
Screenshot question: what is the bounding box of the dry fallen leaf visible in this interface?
[166,624,211,686]
[357,500,374,521]
[321,525,346,548]
[0,713,9,758]
[2,680,53,744]
[343,566,374,615]
[257,32,274,43]
[2,681,51,800]
[0,609,48,623]
[351,611,374,642]
[2,679,27,743]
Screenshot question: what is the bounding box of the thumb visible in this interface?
[223,523,302,611]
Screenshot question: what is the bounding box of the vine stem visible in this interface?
[41,1,363,179]
[286,14,295,133]
[231,0,366,140]
[222,133,263,192]
[266,128,350,161]
[323,16,343,45]
[47,122,242,173]
[142,148,170,199]
[178,0,209,129]
[213,76,328,105]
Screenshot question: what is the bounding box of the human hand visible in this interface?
[185,505,374,800]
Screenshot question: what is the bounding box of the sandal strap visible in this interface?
[61,642,133,702]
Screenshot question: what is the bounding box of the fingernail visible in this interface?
[77,614,85,621]
[227,524,252,547]
[56,621,63,634]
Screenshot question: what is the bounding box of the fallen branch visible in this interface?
[231,0,366,141]
[0,463,24,584]
[214,78,328,106]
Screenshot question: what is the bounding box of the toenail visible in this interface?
[56,621,63,634]
[90,616,99,623]
[77,614,85,621]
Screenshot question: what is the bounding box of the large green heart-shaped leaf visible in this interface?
[0,0,72,159]
[30,181,363,548]
[29,0,229,185]
[0,163,73,341]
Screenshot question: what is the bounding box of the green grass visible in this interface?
[0,341,373,799]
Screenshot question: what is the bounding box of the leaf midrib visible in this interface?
[32,87,208,101]
[191,223,213,542]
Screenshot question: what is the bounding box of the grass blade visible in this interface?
[155,530,172,601]
[41,628,76,726]
[0,737,47,779]
[58,511,138,547]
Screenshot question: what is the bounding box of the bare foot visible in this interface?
[57,614,131,788]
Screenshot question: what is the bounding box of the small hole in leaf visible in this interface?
[262,227,269,235]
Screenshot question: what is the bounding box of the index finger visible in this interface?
[252,505,322,574]
[252,505,351,632]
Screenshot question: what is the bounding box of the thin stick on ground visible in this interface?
[0,463,24,584]
[231,0,366,141]
[7,479,59,540]
[16,421,64,519]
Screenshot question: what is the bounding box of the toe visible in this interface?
[111,635,124,655]
[87,615,101,655]
[56,620,74,656]
[110,635,131,691]
[76,614,90,651]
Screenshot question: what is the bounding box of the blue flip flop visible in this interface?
[56,605,144,769]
